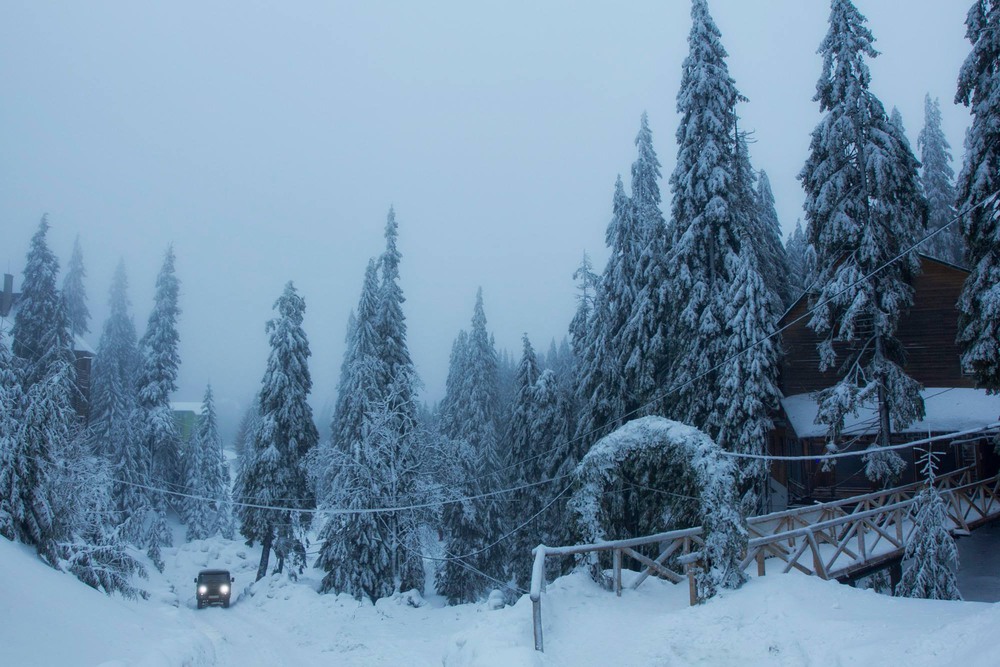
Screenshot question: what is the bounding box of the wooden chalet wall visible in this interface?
[779,256,972,396]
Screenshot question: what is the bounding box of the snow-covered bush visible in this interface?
[569,416,747,601]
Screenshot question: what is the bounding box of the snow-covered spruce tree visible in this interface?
[799,0,927,484]
[12,216,73,388]
[316,261,388,596]
[621,113,671,417]
[568,253,598,361]
[6,357,77,564]
[755,171,793,309]
[918,95,964,266]
[52,428,148,599]
[318,213,425,601]
[186,385,223,541]
[0,328,25,541]
[955,0,1000,393]
[238,282,318,581]
[890,106,906,136]
[666,0,743,434]
[88,262,149,543]
[896,451,962,600]
[136,247,182,566]
[784,219,815,301]
[575,178,639,446]
[373,209,426,595]
[437,289,507,604]
[505,335,543,590]
[716,186,781,512]
[61,236,90,339]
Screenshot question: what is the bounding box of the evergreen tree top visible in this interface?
[12,216,63,368]
[138,246,181,409]
[815,0,878,111]
[631,112,663,221]
[62,235,89,338]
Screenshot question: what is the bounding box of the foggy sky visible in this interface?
[0,1,974,437]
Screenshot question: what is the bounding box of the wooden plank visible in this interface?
[631,539,685,588]
[623,547,684,585]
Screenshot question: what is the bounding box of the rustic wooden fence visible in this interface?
[529,467,1000,652]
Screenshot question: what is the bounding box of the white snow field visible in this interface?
[4,530,999,666]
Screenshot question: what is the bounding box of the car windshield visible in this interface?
[199,573,229,584]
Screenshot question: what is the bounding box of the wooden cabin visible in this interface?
[1,272,95,424]
[770,256,1000,503]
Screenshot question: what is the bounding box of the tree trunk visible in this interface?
[256,530,273,582]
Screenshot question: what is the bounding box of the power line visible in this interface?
[718,423,1000,462]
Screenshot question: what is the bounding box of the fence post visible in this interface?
[613,549,622,597]
[530,545,548,653]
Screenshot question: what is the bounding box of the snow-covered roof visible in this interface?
[782,388,1000,439]
[170,402,205,415]
[73,334,95,355]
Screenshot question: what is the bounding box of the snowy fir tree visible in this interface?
[784,219,815,300]
[666,0,743,434]
[620,113,671,417]
[568,253,598,359]
[715,224,781,514]
[505,335,543,590]
[61,235,90,339]
[799,0,927,484]
[0,328,25,542]
[896,450,962,601]
[918,95,964,266]
[372,209,426,595]
[437,289,508,604]
[506,336,574,589]
[755,170,793,309]
[575,177,639,446]
[889,106,906,136]
[88,261,148,542]
[237,282,318,581]
[136,247,181,567]
[185,385,226,541]
[12,216,74,388]
[4,357,77,564]
[955,0,1000,393]
[318,212,425,601]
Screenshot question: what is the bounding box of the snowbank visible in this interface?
[0,538,215,666]
[5,528,999,666]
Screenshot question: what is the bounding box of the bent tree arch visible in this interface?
[568,416,748,600]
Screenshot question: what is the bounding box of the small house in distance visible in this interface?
[171,402,205,445]
[769,255,1000,503]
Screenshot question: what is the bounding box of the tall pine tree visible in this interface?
[918,95,964,266]
[62,236,90,340]
[667,0,742,434]
[12,216,73,389]
[137,247,181,569]
[955,0,1000,392]
[88,261,148,542]
[437,289,507,604]
[755,170,793,309]
[799,0,927,484]
[238,282,318,581]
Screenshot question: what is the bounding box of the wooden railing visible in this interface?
[529,467,1000,653]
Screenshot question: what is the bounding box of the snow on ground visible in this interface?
[4,526,1000,666]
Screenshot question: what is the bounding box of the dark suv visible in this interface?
[195,569,234,609]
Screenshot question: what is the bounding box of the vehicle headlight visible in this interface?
[198,585,208,595]
[220,584,230,595]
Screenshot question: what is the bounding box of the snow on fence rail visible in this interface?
[529,466,1000,653]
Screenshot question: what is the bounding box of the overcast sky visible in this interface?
[0,1,974,437]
